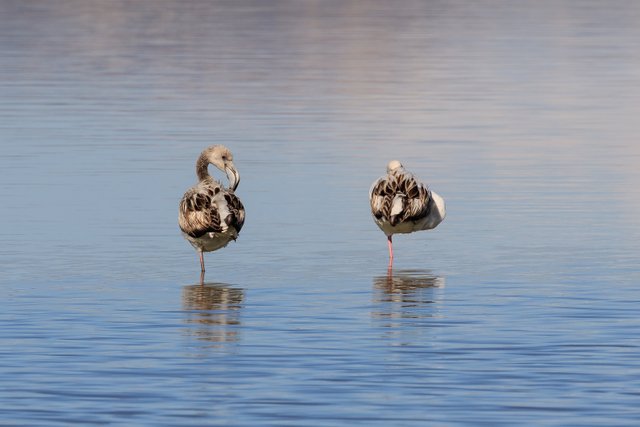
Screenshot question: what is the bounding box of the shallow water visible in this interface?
[1,1,640,425]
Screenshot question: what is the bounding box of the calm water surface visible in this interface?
[1,1,640,425]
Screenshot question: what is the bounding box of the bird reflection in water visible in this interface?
[182,283,244,347]
[372,269,445,337]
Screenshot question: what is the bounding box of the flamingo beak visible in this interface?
[225,164,240,191]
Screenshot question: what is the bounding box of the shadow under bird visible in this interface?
[179,145,245,275]
[369,160,445,267]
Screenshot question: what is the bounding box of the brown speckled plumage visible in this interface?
[370,169,431,226]
[179,178,245,239]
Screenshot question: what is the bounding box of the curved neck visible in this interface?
[196,154,210,181]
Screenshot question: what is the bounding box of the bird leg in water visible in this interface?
[387,235,394,267]
[199,250,205,273]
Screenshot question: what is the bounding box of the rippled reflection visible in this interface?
[372,269,445,341]
[182,283,244,347]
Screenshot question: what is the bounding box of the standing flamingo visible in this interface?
[369,160,445,268]
[179,145,245,277]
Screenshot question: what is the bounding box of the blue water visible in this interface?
[1,1,640,425]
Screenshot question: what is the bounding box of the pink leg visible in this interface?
[387,235,394,268]
[199,251,205,273]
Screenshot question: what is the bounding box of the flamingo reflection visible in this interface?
[372,269,445,337]
[182,283,244,346]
